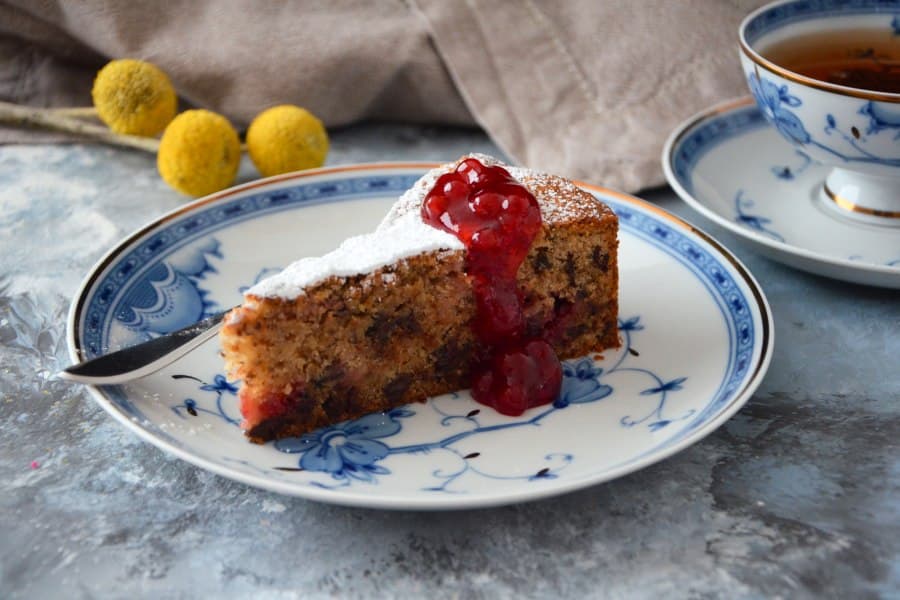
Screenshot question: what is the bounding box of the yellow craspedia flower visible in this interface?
[92,59,177,137]
[157,109,240,197]
[246,105,328,177]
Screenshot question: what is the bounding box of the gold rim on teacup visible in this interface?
[823,184,900,218]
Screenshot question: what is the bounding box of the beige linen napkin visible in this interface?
[0,0,764,191]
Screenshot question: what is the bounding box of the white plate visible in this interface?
[67,163,773,509]
[663,97,900,289]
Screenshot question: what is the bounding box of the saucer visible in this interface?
[663,97,900,289]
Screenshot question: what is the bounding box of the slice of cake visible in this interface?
[221,155,619,442]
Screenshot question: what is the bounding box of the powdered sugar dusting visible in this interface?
[380,156,608,230]
[246,211,462,299]
[247,154,609,300]
[509,168,610,224]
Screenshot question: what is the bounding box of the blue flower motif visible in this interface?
[275,408,413,481]
[170,374,241,424]
[641,377,687,396]
[117,238,223,340]
[200,374,238,395]
[771,166,794,180]
[748,73,810,144]
[736,213,774,229]
[619,316,644,332]
[769,150,812,181]
[734,190,785,243]
[859,102,900,138]
[555,358,612,408]
[168,237,222,280]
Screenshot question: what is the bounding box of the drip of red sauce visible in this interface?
[422,157,562,415]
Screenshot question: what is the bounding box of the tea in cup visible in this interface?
[740,0,900,224]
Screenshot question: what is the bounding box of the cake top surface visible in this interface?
[380,153,611,228]
[244,210,462,299]
[246,154,611,299]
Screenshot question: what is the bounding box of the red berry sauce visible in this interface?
[422,158,562,415]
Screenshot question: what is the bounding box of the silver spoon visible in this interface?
[58,310,228,385]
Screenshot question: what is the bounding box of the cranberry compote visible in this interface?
[422,158,562,415]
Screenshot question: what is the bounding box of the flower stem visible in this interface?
[49,106,99,119]
[0,101,159,153]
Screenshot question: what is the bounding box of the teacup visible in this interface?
[739,0,900,224]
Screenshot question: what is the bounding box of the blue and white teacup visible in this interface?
[740,0,900,223]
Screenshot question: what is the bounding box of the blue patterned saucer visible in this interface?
[67,163,773,509]
[664,97,900,289]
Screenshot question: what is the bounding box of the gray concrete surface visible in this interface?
[1,125,898,599]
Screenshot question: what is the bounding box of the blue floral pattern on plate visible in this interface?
[171,374,240,426]
[278,409,410,484]
[170,314,694,491]
[110,238,223,349]
[69,165,773,507]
